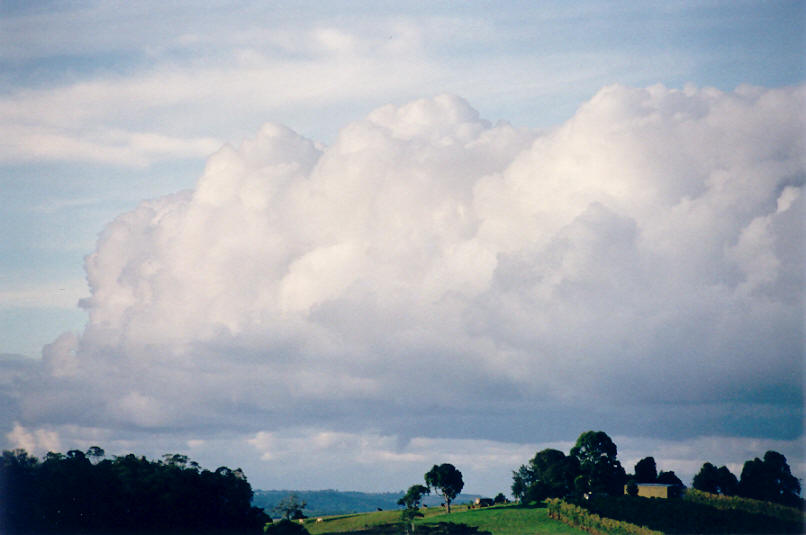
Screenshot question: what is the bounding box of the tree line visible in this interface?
[0,447,269,534]
[510,430,802,508]
[692,450,801,507]
[1,432,800,534]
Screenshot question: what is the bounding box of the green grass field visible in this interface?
[303,509,403,534]
[302,503,586,535]
[420,504,586,535]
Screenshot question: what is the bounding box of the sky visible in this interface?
[1,1,804,497]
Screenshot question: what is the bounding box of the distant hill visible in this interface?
[253,489,484,517]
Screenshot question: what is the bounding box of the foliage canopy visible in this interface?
[425,463,464,513]
[0,447,268,534]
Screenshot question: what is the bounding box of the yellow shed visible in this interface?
[625,483,680,498]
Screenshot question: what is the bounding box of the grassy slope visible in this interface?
[421,504,587,535]
[305,503,587,535]
[304,509,404,534]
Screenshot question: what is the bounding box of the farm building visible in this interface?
[625,483,682,499]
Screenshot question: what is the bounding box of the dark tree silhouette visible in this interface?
[0,447,269,534]
[694,462,739,496]
[425,464,464,513]
[86,446,105,465]
[693,462,720,493]
[512,448,579,502]
[739,451,801,507]
[634,457,657,483]
[716,465,739,496]
[657,470,684,488]
[570,431,626,496]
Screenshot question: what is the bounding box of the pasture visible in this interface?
[302,503,586,535]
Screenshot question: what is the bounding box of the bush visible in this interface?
[264,519,310,534]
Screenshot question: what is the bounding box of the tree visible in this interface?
[66,449,88,461]
[512,448,579,503]
[398,484,429,534]
[494,492,507,504]
[273,493,307,520]
[511,464,531,502]
[425,463,464,513]
[693,462,720,493]
[161,453,188,468]
[694,463,738,496]
[716,465,739,496]
[86,446,105,465]
[626,479,639,496]
[570,431,626,496]
[657,470,683,487]
[739,450,801,506]
[634,457,657,483]
[573,474,587,495]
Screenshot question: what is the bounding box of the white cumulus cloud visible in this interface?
[7,86,803,467]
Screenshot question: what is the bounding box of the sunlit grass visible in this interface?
[302,509,400,533]
[420,503,587,535]
[304,503,586,535]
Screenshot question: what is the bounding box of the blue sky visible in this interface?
[1,1,804,495]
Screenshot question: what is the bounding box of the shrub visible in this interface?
[264,518,310,534]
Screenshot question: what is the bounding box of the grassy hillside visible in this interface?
[420,504,587,535]
[304,509,406,534]
[302,503,586,535]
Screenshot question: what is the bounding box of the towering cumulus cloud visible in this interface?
[11,86,804,449]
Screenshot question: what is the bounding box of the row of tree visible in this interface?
[0,447,269,534]
[511,430,801,508]
[512,430,642,501]
[692,450,801,507]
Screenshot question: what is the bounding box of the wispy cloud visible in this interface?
[0,280,87,309]
[0,4,714,166]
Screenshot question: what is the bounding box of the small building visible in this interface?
[625,483,682,499]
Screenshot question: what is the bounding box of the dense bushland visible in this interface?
[0,448,269,534]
